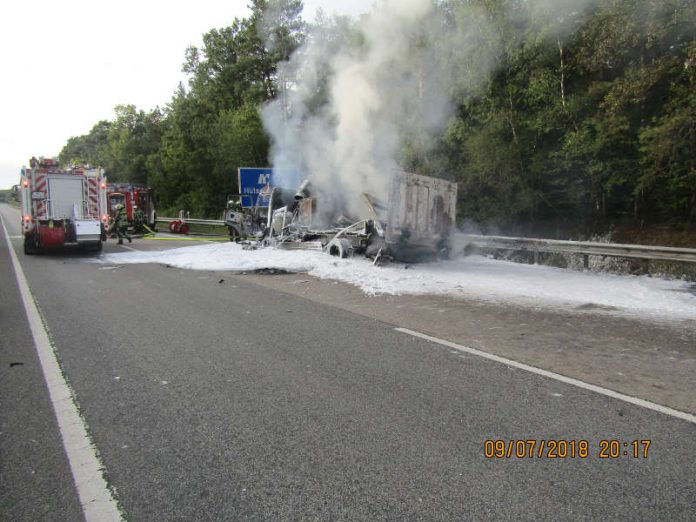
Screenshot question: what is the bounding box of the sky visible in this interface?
[96,242,696,323]
[0,0,374,190]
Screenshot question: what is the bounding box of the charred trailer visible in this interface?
[262,171,457,263]
[365,171,458,262]
[19,157,108,254]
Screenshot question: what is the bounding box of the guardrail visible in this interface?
[155,215,696,266]
[465,234,696,266]
[157,217,225,227]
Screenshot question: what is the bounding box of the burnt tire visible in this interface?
[327,238,354,258]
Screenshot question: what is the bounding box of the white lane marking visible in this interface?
[1,217,124,521]
[395,327,696,425]
[117,244,138,252]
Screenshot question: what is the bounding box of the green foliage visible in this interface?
[60,0,303,218]
[59,0,696,229]
[441,0,696,230]
[59,120,111,167]
[637,48,696,222]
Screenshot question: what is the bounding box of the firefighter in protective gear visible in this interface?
[112,203,132,244]
[132,205,146,233]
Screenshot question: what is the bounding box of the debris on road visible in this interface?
[250,170,457,264]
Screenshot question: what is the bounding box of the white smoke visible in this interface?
[260,0,598,222]
[262,0,471,220]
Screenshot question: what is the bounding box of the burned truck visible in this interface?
[225,167,301,240]
[262,171,457,263]
[224,194,267,240]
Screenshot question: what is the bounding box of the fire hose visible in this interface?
[168,220,189,234]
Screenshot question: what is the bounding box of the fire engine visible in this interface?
[106,183,156,231]
[19,157,109,254]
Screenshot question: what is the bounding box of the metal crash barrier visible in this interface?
[464,234,696,267]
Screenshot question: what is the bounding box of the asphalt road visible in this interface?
[1,203,695,521]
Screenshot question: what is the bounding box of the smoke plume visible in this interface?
[260,0,597,222]
[261,0,474,219]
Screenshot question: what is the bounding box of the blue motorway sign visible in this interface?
[238,167,301,208]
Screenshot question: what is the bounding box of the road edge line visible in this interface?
[395,327,696,425]
[1,216,124,521]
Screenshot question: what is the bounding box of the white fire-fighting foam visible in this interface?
[95,243,696,323]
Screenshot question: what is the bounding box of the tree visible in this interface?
[105,105,164,183]
[59,0,696,230]
[59,120,111,167]
[637,45,696,222]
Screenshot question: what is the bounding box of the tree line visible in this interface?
[60,0,696,234]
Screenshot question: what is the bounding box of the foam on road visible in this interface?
[95,242,696,321]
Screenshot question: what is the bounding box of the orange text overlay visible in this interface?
[483,439,652,459]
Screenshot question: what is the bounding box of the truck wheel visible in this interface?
[23,234,36,255]
[327,238,354,258]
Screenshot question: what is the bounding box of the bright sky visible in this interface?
[0,0,374,190]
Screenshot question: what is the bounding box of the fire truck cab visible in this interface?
[106,183,156,231]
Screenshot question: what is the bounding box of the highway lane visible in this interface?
[1,203,695,521]
[244,271,696,415]
[0,209,83,520]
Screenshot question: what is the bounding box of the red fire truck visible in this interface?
[19,157,108,254]
[106,183,157,231]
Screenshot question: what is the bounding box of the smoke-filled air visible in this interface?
[53,0,694,230]
[259,0,611,224]
[262,0,493,221]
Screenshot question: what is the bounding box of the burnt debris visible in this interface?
[244,171,457,264]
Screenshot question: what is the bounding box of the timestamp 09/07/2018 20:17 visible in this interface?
[483,439,652,459]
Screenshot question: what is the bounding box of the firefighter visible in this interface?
[113,204,132,244]
[133,205,146,233]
